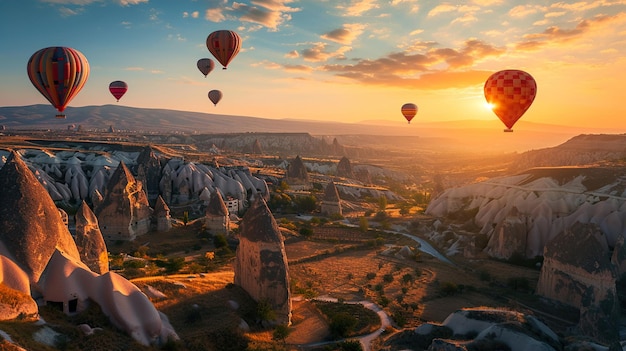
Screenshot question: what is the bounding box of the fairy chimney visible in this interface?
[321,181,342,217]
[153,195,172,232]
[336,157,354,179]
[234,197,291,325]
[251,139,263,154]
[135,145,162,204]
[74,201,109,274]
[205,190,230,235]
[285,155,310,190]
[94,161,152,242]
[0,151,81,285]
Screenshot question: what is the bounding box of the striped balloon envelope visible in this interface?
[401,103,418,124]
[109,81,128,102]
[206,30,242,69]
[27,46,90,118]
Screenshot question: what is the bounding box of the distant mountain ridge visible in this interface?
[0,104,623,153]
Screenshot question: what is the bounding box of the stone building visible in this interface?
[234,197,291,325]
[320,181,342,217]
[94,161,152,241]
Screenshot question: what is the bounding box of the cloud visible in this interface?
[284,50,299,58]
[516,13,625,50]
[183,11,200,18]
[299,42,352,62]
[338,0,380,16]
[427,4,480,23]
[118,0,148,5]
[319,39,504,89]
[125,67,145,71]
[508,4,545,18]
[229,0,300,30]
[321,23,366,44]
[205,8,226,22]
[58,6,82,16]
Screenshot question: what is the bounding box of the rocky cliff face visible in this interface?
[94,161,152,241]
[74,201,109,274]
[234,197,291,325]
[511,134,626,172]
[537,222,619,344]
[0,151,81,285]
[426,166,626,259]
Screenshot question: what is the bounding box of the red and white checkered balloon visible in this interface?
[484,70,536,131]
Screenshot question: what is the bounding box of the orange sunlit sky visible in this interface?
[1,0,626,131]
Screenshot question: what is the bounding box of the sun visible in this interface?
[483,102,495,110]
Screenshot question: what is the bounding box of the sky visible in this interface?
[1,0,626,131]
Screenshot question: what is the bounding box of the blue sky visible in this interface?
[1,0,626,130]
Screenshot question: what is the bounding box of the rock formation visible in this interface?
[536,222,619,344]
[205,190,230,235]
[407,308,560,351]
[234,197,291,325]
[336,156,354,179]
[320,181,342,217]
[135,145,162,205]
[95,161,152,241]
[74,201,109,274]
[0,151,81,285]
[0,151,178,346]
[285,155,310,190]
[484,207,528,259]
[153,195,172,232]
[251,139,263,154]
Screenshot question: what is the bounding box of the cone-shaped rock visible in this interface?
[135,145,162,203]
[321,181,342,216]
[0,151,81,284]
[234,197,291,325]
[153,195,172,232]
[74,201,109,274]
[95,161,152,241]
[206,190,230,235]
[251,139,263,154]
[336,156,354,179]
[286,155,309,182]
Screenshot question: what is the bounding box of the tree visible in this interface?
[272,324,291,344]
[378,196,387,212]
[329,312,357,338]
[359,217,369,233]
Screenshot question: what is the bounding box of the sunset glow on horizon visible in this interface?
[1,1,626,132]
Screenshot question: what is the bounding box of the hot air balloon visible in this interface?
[109,81,128,102]
[208,90,222,106]
[206,30,242,69]
[484,69,537,132]
[197,58,215,77]
[27,46,90,119]
[401,103,418,124]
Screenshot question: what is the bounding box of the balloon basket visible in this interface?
[503,128,513,132]
[55,114,66,119]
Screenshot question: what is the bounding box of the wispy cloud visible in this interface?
[319,39,504,89]
[183,11,200,18]
[337,0,380,16]
[299,42,352,62]
[205,8,226,22]
[227,0,300,31]
[516,13,625,51]
[321,23,366,44]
